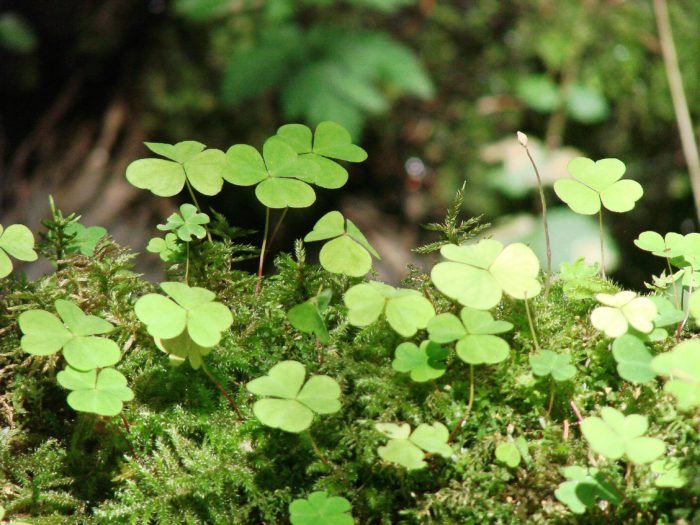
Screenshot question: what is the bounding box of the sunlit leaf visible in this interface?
[554,157,642,215]
[344,281,435,337]
[246,360,341,433]
[431,239,541,310]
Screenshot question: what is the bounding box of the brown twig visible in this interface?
[653,0,700,225]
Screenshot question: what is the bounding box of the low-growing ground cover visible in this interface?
[1,124,699,524]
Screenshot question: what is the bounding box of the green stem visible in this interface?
[676,276,694,341]
[307,429,337,471]
[524,297,541,352]
[267,207,289,254]
[201,362,244,421]
[184,178,212,243]
[668,259,681,309]
[255,207,271,295]
[598,209,606,279]
[185,242,190,286]
[448,364,474,443]
[521,137,552,294]
[546,379,555,419]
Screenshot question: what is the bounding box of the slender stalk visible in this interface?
[676,275,694,341]
[448,364,474,443]
[667,259,681,309]
[267,207,289,254]
[524,297,541,352]
[120,413,131,434]
[653,0,700,225]
[184,178,212,242]
[201,362,244,421]
[598,210,606,279]
[518,132,552,293]
[307,429,337,471]
[114,416,138,460]
[316,337,323,366]
[546,379,555,419]
[185,242,190,285]
[255,207,271,295]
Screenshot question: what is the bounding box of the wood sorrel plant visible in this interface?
[4,121,700,525]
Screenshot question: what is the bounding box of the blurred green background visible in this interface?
[1,0,699,286]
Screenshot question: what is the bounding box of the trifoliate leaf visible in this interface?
[157,203,210,241]
[431,240,541,310]
[57,366,134,416]
[224,136,320,208]
[529,350,576,381]
[580,407,665,464]
[590,292,657,338]
[611,334,655,384]
[134,282,232,347]
[0,224,38,278]
[651,458,687,488]
[19,300,120,370]
[392,340,448,382]
[246,360,341,433]
[651,340,700,410]
[287,289,332,344]
[289,492,353,525]
[304,211,380,277]
[375,421,452,470]
[64,223,107,256]
[147,233,185,262]
[634,231,686,258]
[554,157,642,215]
[555,466,622,514]
[126,141,226,197]
[277,121,367,189]
[155,329,212,369]
[344,281,435,337]
[427,308,512,365]
[495,442,520,468]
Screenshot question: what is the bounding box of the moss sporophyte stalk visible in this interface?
[3,121,700,523]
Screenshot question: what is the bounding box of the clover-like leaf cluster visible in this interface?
[554,157,642,215]
[427,307,513,365]
[304,211,379,277]
[157,203,210,242]
[246,361,341,433]
[288,492,353,525]
[147,233,185,262]
[19,300,132,416]
[126,141,226,197]
[528,350,576,381]
[580,407,665,464]
[224,136,320,209]
[276,121,367,189]
[590,291,657,338]
[344,281,435,337]
[554,466,622,514]
[431,239,541,310]
[391,340,448,382]
[375,422,453,470]
[134,282,233,368]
